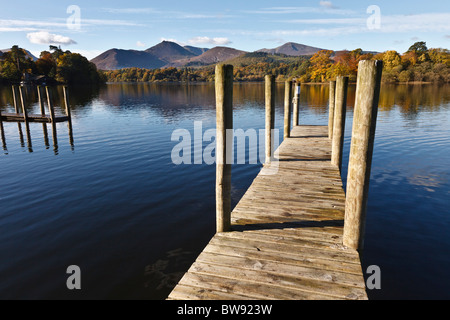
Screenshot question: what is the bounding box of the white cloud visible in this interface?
[188,36,231,45]
[26,31,77,45]
[103,7,158,14]
[319,1,337,9]
[245,6,355,15]
[136,41,146,47]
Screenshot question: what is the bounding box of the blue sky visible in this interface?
[1,0,449,59]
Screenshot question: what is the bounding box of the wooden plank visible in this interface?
[168,125,368,300]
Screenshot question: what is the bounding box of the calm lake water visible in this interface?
[0,82,449,300]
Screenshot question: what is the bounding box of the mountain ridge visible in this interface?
[90,41,328,70]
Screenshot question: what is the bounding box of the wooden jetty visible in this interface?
[168,60,383,300]
[0,85,73,152]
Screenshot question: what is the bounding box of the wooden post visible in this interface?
[265,75,275,164]
[12,86,24,146]
[63,86,74,147]
[37,86,50,147]
[343,60,383,251]
[293,82,301,127]
[0,108,5,150]
[63,86,72,120]
[328,81,336,139]
[283,80,293,139]
[37,86,46,116]
[215,64,233,233]
[46,86,58,150]
[12,86,20,113]
[331,76,348,173]
[45,86,56,122]
[19,86,32,151]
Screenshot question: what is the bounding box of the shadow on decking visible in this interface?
[231,219,344,232]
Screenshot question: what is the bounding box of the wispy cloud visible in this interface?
[284,18,365,25]
[244,6,355,15]
[0,18,143,32]
[27,31,76,45]
[136,41,146,47]
[188,36,231,46]
[103,7,159,14]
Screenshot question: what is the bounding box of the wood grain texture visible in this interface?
[168,125,368,300]
[343,60,383,251]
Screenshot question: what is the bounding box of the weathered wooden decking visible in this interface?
[168,125,368,300]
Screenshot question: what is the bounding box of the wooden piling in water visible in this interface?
[331,76,348,173]
[328,81,336,139]
[293,82,301,127]
[63,86,74,147]
[45,86,58,150]
[18,86,29,125]
[343,60,383,251]
[45,87,56,122]
[215,64,233,233]
[265,75,275,164]
[37,86,50,147]
[19,86,32,151]
[283,80,293,139]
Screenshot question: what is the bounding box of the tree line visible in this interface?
[0,45,105,85]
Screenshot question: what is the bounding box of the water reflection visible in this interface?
[1,82,449,119]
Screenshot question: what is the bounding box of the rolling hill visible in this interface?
[90,41,327,70]
[145,41,196,63]
[170,47,247,67]
[90,49,166,70]
[257,42,323,56]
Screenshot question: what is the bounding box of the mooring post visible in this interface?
[37,86,49,147]
[293,81,301,127]
[45,86,56,122]
[18,86,29,125]
[265,75,275,164]
[328,81,336,139]
[19,86,32,151]
[343,60,383,251]
[45,86,58,150]
[63,86,74,147]
[12,86,20,113]
[215,64,233,233]
[63,86,72,120]
[331,76,349,173]
[284,80,293,139]
[0,107,5,149]
[37,86,46,116]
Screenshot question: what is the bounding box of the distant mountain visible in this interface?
[90,49,166,70]
[257,42,323,56]
[145,41,195,63]
[1,48,38,61]
[183,45,209,56]
[90,41,327,71]
[171,47,247,67]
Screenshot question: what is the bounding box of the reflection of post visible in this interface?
[63,86,74,148]
[265,75,275,164]
[46,86,58,152]
[215,64,233,233]
[19,86,32,152]
[37,86,49,147]
[283,80,293,139]
[331,76,348,173]
[293,82,301,127]
[343,60,383,251]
